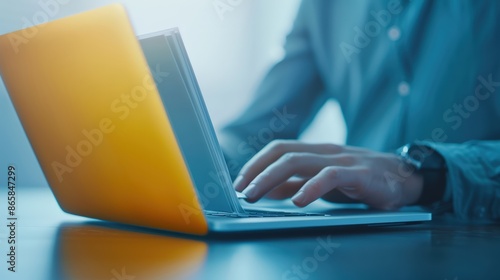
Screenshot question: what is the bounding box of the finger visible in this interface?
[265,177,308,200]
[242,153,333,202]
[292,166,365,207]
[234,140,344,191]
[242,153,365,202]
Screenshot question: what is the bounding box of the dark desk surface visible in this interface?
[1,187,499,280]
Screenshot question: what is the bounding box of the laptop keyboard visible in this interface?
[206,210,330,218]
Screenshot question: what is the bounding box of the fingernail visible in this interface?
[233,175,245,191]
[292,191,307,206]
[242,183,258,200]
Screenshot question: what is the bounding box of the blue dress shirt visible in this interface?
[220,0,500,220]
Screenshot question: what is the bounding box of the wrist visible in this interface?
[397,143,447,205]
[401,163,424,206]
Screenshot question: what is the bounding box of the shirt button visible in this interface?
[398,81,410,96]
[388,26,401,41]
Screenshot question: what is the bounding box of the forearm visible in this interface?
[423,140,500,220]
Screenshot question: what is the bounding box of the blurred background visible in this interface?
[0,0,345,188]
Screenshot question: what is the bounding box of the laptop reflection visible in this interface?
[52,223,207,280]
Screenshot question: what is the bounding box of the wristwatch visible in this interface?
[397,143,448,205]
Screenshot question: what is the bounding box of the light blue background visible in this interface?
[0,0,344,188]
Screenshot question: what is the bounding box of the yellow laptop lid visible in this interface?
[0,4,208,235]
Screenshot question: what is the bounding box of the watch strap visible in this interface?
[398,143,448,205]
[415,168,447,205]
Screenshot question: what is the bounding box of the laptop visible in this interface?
[0,4,430,235]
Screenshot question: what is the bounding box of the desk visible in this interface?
[1,187,499,280]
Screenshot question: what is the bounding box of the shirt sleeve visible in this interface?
[423,140,500,221]
[219,2,326,178]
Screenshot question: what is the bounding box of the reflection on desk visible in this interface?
[51,221,430,280]
[54,224,207,280]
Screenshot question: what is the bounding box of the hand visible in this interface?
[233,140,424,210]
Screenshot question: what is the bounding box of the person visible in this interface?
[218,0,500,220]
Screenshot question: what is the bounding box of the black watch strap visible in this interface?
[398,143,448,205]
[416,168,447,205]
